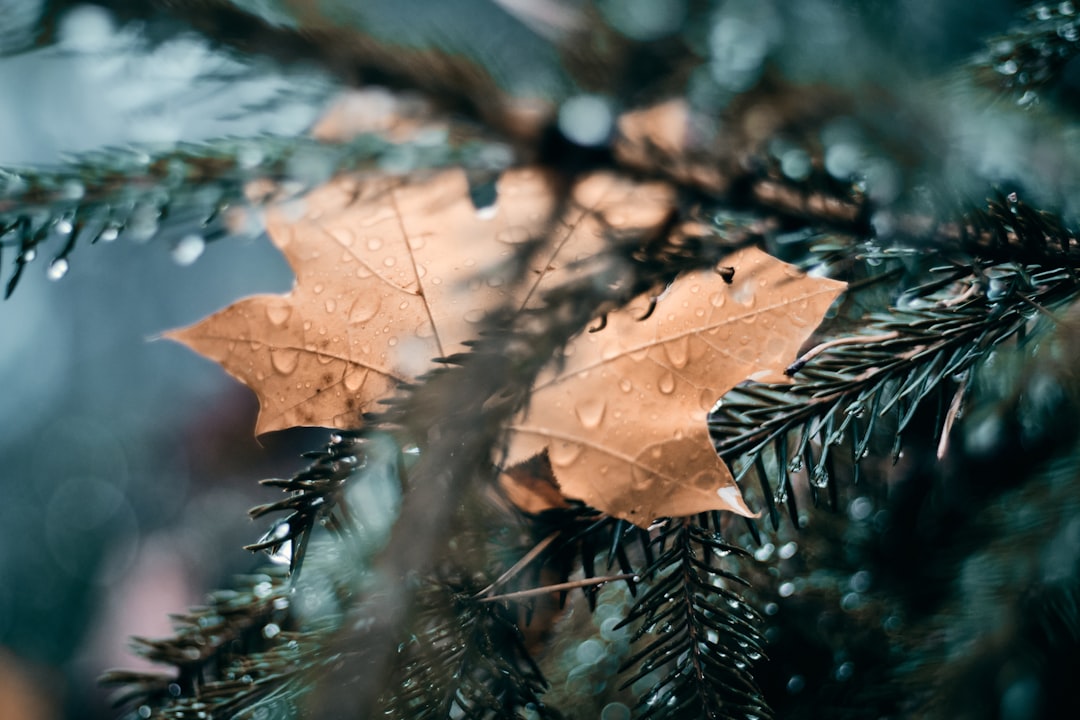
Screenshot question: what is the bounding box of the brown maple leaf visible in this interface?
[167,167,843,526]
[504,246,846,527]
[165,169,673,433]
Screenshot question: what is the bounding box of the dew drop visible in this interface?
[270,348,300,375]
[575,398,607,429]
[619,378,633,393]
[259,521,292,566]
[658,372,676,394]
[313,283,325,295]
[383,257,396,267]
[349,294,381,323]
[344,369,367,392]
[331,228,354,247]
[366,237,383,250]
[549,441,584,467]
[46,258,69,280]
[464,308,485,324]
[265,301,291,327]
[325,299,337,314]
[172,234,205,265]
[664,336,690,368]
[496,226,530,244]
[630,463,655,491]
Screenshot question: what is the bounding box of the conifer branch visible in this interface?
[1,130,513,297]
[971,1,1080,105]
[713,260,1080,529]
[381,582,559,720]
[619,519,769,720]
[99,570,328,719]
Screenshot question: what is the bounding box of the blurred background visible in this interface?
[0,1,1055,718]
[0,3,333,717]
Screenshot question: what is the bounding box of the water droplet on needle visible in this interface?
[47,258,69,280]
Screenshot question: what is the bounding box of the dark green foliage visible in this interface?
[619,520,769,720]
[99,569,324,720]
[0,132,510,297]
[713,258,1080,529]
[383,584,558,720]
[972,1,1080,105]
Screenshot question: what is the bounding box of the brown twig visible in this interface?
[785,331,901,376]
[477,574,638,603]
[475,531,560,598]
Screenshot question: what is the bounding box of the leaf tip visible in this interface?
[720,484,759,519]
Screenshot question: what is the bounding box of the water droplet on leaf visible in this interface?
[549,441,584,467]
[270,348,300,374]
[344,369,367,392]
[664,337,690,368]
[349,294,381,323]
[575,398,607,428]
[265,301,292,327]
[658,372,676,394]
